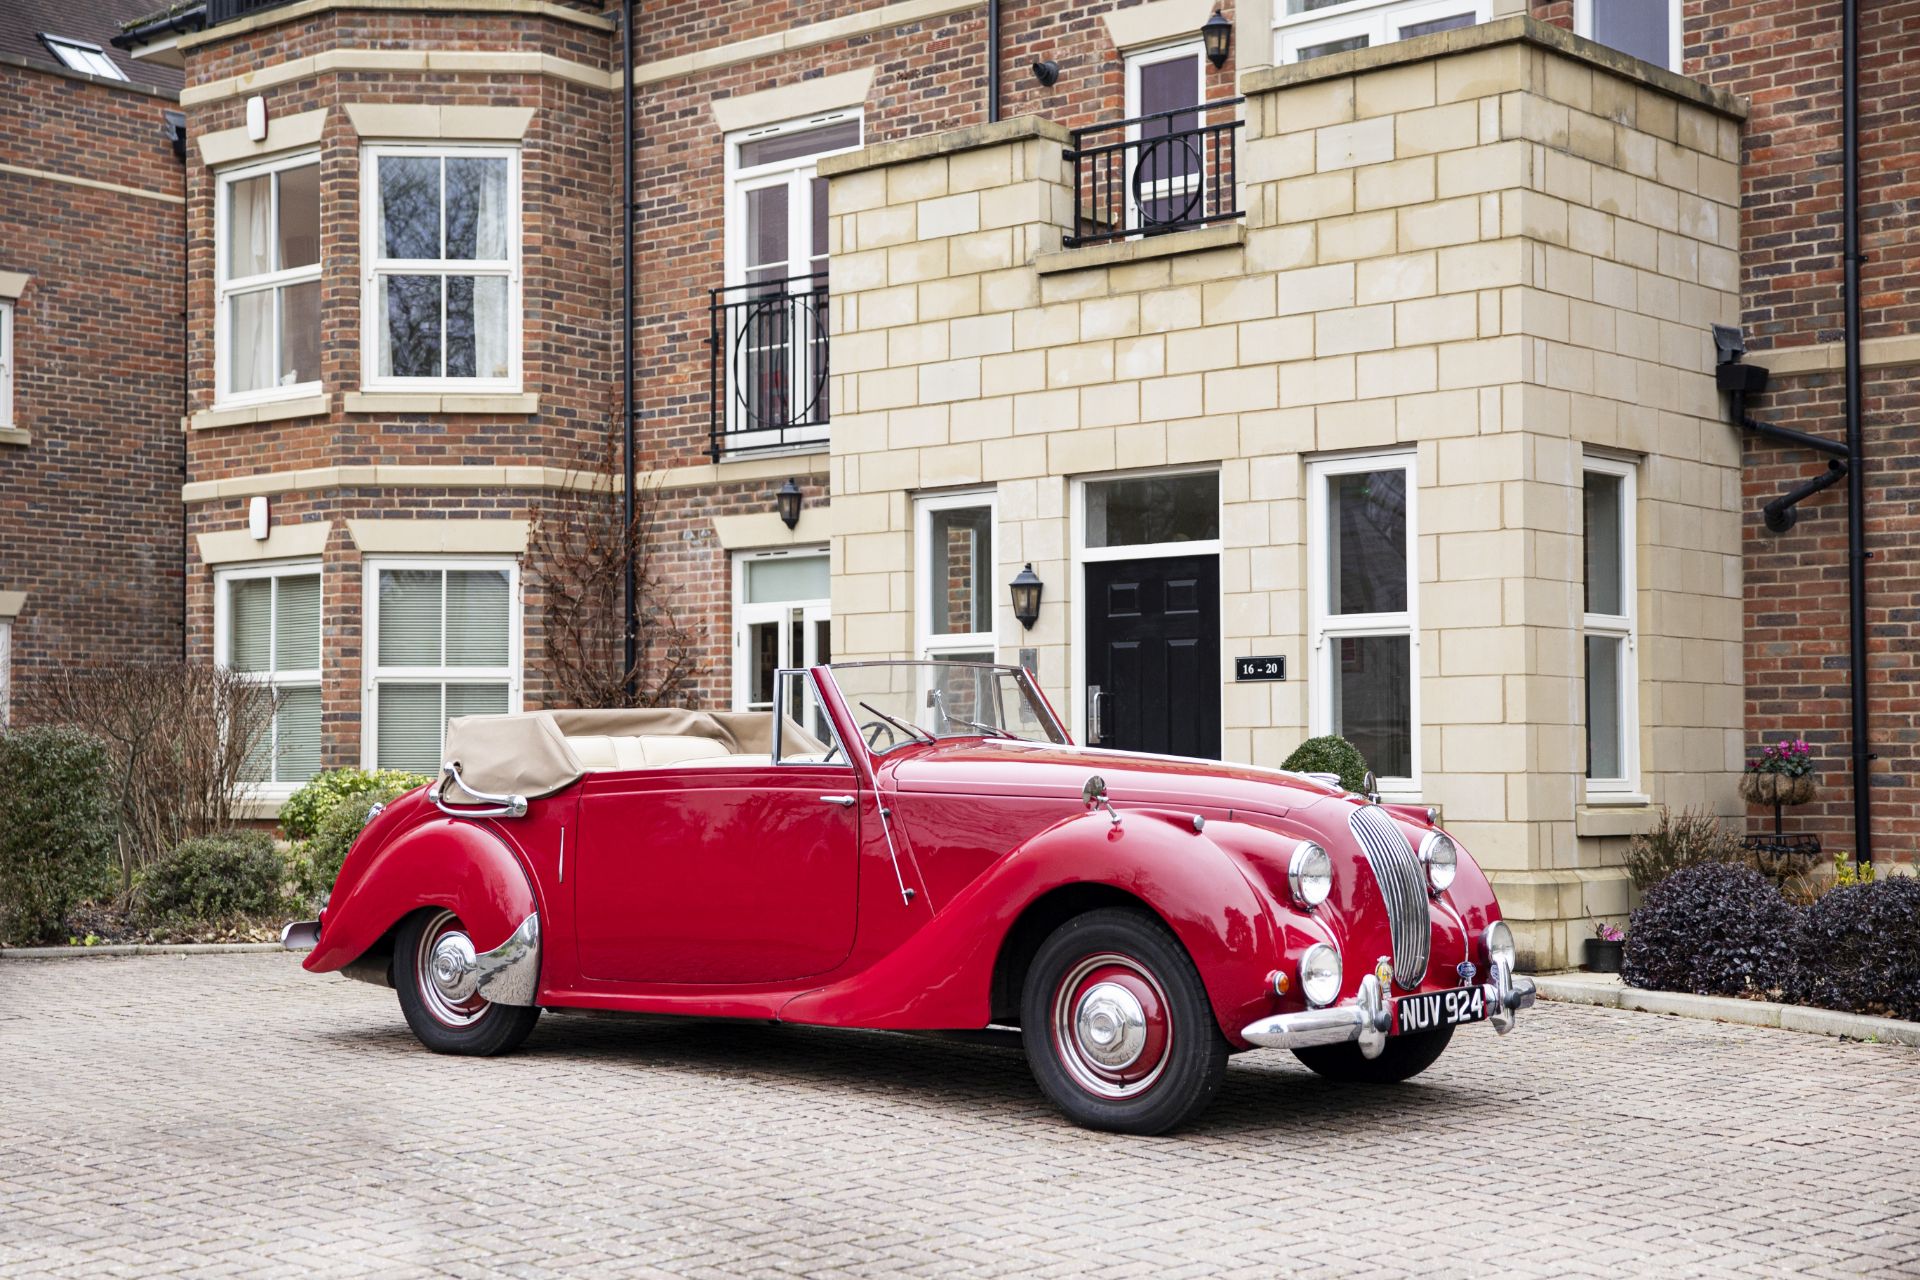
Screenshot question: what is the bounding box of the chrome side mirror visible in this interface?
[1082,774,1121,826]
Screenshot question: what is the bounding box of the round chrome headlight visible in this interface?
[1484,920,1516,974]
[1287,840,1333,909]
[1419,831,1458,893]
[1298,942,1343,1008]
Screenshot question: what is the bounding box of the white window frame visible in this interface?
[214,151,322,409]
[361,556,523,772]
[1067,465,1226,748]
[214,560,323,795]
[41,35,125,79]
[1575,0,1682,73]
[723,110,863,290]
[1122,40,1212,236]
[1273,0,1489,63]
[360,144,523,393]
[1583,454,1640,799]
[729,546,831,715]
[1307,450,1421,798]
[915,490,1000,663]
[0,301,13,428]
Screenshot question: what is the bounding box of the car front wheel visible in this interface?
[1292,1023,1453,1084]
[393,909,541,1056]
[1021,907,1228,1135]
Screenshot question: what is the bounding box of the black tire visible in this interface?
[1292,1023,1454,1084]
[1020,907,1229,1135]
[393,910,541,1056]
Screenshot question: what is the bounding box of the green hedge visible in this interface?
[0,726,117,944]
[280,768,430,841]
[140,830,287,922]
[1281,735,1370,793]
[291,773,423,907]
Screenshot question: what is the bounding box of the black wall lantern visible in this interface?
[775,478,803,530]
[1202,8,1232,69]
[1009,563,1044,630]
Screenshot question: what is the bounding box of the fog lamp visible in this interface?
[1299,942,1342,1008]
[1484,920,1516,973]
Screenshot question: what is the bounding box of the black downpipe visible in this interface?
[621,0,638,699]
[986,0,1000,123]
[169,111,188,661]
[1841,0,1871,859]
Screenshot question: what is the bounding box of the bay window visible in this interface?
[1583,456,1639,796]
[363,146,520,389]
[216,564,322,788]
[916,493,998,664]
[1309,453,1419,792]
[216,154,321,404]
[365,560,520,775]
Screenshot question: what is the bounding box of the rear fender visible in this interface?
[304,818,539,979]
[777,809,1284,1041]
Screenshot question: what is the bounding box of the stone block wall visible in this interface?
[822,18,1749,967]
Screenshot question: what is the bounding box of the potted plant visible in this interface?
[1583,921,1625,974]
[1739,737,1817,808]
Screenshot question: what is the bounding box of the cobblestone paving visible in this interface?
[1,953,1916,1278]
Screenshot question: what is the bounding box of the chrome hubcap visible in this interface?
[1051,953,1172,1101]
[416,910,489,1028]
[1074,982,1147,1070]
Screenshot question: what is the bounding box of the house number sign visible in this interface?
[1234,656,1287,682]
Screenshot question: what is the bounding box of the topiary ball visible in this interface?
[1621,860,1798,997]
[1281,735,1371,793]
[1784,876,1920,1022]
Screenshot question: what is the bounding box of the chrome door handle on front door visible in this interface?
[819,794,857,808]
[1087,685,1106,744]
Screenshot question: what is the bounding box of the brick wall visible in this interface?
[1689,0,1920,854]
[0,61,186,695]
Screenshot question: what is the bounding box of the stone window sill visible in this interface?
[1576,801,1657,839]
[1033,222,1246,276]
[191,395,330,431]
[0,427,28,447]
[343,392,539,416]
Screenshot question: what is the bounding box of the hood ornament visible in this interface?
[1361,770,1381,804]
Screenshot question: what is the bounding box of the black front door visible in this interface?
[1084,555,1220,759]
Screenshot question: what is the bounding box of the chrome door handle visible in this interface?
[1087,685,1106,744]
[819,794,857,808]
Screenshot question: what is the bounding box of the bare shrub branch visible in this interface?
[21,662,276,899]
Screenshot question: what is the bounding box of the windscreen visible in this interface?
[825,662,1067,753]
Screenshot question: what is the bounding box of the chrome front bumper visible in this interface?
[1241,963,1537,1059]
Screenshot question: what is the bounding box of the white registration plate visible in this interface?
[1394,985,1486,1035]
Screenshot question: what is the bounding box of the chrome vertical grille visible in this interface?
[1349,804,1430,989]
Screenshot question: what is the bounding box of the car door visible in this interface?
[571,754,861,986]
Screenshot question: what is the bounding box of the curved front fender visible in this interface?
[777,809,1285,1040]
[304,818,539,979]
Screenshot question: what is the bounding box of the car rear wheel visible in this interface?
[393,909,541,1056]
[1020,907,1228,1135]
[1292,1023,1454,1084]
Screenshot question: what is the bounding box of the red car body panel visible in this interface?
[305,667,1510,1050]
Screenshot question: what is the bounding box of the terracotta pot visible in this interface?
[1584,937,1624,974]
[1739,771,1816,807]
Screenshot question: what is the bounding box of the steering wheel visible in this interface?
[863,720,898,749]
[821,740,843,765]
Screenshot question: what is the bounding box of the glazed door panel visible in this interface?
[572,764,860,985]
[1084,555,1221,760]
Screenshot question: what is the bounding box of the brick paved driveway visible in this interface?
[1,954,1915,1279]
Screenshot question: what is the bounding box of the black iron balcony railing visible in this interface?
[1063,98,1245,249]
[708,272,830,460]
[206,0,300,25]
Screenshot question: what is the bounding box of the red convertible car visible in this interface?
[286,660,1533,1133]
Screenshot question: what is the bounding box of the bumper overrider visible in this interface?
[1240,962,1537,1059]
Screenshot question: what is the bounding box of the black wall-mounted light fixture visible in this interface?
[1009,563,1044,630]
[1032,58,1060,87]
[775,478,803,530]
[1202,8,1232,69]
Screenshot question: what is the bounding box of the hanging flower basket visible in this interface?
[1739,771,1816,807]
